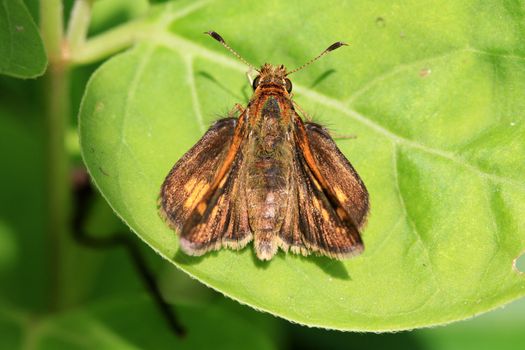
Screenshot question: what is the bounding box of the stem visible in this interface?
[66,0,93,53]
[46,65,71,311]
[71,179,186,337]
[40,0,63,62]
[40,0,71,311]
[39,0,148,311]
[70,19,149,64]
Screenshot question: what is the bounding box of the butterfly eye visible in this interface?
[285,78,292,93]
[252,75,261,90]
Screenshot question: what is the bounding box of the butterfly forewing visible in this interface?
[160,118,237,230]
[276,118,366,259]
[160,116,254,256]
[304,122,369,227]
[179,146,252,255]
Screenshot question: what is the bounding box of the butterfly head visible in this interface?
[204,30,347,96]
[252,64,292,94]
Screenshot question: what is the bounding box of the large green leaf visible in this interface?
[0,0,47,78]
[284,298,525,349]
[79,0,525,330]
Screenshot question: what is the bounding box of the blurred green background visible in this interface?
[1,0,524,349]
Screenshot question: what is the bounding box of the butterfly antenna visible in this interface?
[205,31,258,71]
[286,41,348,76]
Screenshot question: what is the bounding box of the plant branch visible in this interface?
[40,0,72,311]
[70,19,150,64]
[72,174,186,337]
[66,0,93,53]
[40,0,64,63]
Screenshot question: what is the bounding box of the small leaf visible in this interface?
[79,0,525,330]
[0,0,47,78]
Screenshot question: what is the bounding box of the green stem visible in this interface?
[40,0,71,311]
[70,19,150,64]
[40,0,63,62]
[45,64,71,312]
[39,0,147,311]
[66,0,93,52]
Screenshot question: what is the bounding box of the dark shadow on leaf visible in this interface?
[309,69,336,89]
[250,246,272,270]
[307,255,351,280]
[173,249,208,265]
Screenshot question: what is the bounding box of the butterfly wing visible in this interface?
[179,148,251,255]
[159,116,251,256]
[160,117,236,229]
[304,122,369,227]
[160,116,251,255]
[278,117,368,259]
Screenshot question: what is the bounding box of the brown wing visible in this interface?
[278,117,367,259]
[304,122,369,228]
[160,117,236,229]
[159,117,251,256]
[179,148,251,255]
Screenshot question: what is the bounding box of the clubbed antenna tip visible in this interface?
[326,41,349,52]
[204,31,257,71]
[205,31,225,44]
[286,41,349,76]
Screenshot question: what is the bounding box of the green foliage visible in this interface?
[0,1,280,348]
[0,296,277,349]
[0,0,47,78]
[79,0,525,330]
[0,104,47,311]
[1,0,525,347]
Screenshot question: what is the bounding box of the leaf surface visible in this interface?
[0,0,47,78]
[79,0,525,330]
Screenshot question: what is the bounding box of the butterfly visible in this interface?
[159,31,369,260]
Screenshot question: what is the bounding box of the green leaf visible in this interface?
[79,0,525,330]
[284,298,525,349]
[0,296,278,350]
[89,0,150,36]
[0,0,47,78]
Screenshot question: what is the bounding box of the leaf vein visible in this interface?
[116,47,155,218]
[392,145,443,295]
[184,55,206,133]
[345,47,466,105]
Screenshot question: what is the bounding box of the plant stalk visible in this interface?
[66,0,93,53]
[40,0,70,311]
[70,19,148,64]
